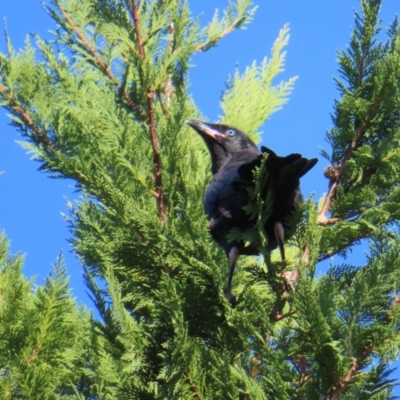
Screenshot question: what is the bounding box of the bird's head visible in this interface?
[186,119,259,174]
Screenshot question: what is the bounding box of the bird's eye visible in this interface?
[226,129,236,137]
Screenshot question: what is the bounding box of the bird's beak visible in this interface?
[186,120,224,143]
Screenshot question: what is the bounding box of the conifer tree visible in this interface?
[0,0,399,398]
[0,233,91,398]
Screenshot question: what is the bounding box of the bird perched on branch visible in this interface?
[187,120,318,302]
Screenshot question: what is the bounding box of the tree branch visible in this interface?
[146,89,167,222]
[317,233,369,262]
[0,84,92,185]
[318,181,338,225]
[330,344,373,400]
[271,310,297,323]
[185,372,203,400]
[131,0,144,59]
[61,4,167,221]
[27,343,41,365]
[318,86,388,224]
[156,89,169,117]
[340,87,387,168]
[0,85,57,152]
[318,210,361,226]
[330,295,400,398]
[129,1,166,221]
[59,7,145,119]
[319,193,389,226]
[386,294,400,321]
[195,18,241,52]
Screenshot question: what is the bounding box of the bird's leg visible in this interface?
[227,246,239,291]
[274,221,285,261]
[225,246,239,305]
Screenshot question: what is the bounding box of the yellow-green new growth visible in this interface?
[221,24,297,142]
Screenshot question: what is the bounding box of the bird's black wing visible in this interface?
[204,156,256,222]
[236,146,318,202]
[234,146,318,250]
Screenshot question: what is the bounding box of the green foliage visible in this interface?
[0,233,92,399]
[0,0,399,398]
[320,0,400,261]
[221,24,297,141]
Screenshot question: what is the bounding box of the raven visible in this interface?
[187,120,318,301]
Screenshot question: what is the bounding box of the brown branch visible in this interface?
[59,7,144,118]
[146,89,167,222]
[341,164,378,188]
[317,233,369,262]
[61,5,167,220]
[390,294,400,311]
[318,181,338,225]
[301,244,310,265]
[386,294,400,322]
[156,89,169,117]
[358,54,365,89]
[319,193,389,227]
[185,372,203,400]
[318,210,361,226]
[195,19,241,52]
[0,85,58,152]
[0,85,93,186]
[330,294,400,399]
[130,2,166,221]
[271,310,297,323]
[318,86,388,224]
[340,87,387,172]
[330,344,373,400]
[131,0,145,59]
[27,343,41,365]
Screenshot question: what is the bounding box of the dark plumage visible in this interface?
[187,119,318,301]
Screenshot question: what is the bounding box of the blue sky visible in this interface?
[0,0,399,391]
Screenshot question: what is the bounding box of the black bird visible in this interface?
[187,120,318,300]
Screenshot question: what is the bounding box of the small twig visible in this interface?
[358,53,365,89]
[318,87,388,224]
[319,193,388,227]
[341,164,378,188]
[185,372,203,400]
[318,210,361,226]
[59,7,144,118]
[271,310,297,323]
[131,0,145,59]
[330,344,373,400]
[386,294,400,321]
[0,84,92,185]
[129,1,166,221]
[291,355,311,389]
[27,343,41,365]
[340,87,387,172]
[0,85,57,152]
[146,89,167,222]
[301,244,310,265]
[195,19,241,51]
[156,90,169,117]
[317,181,338,225]
[317,233,368,262]
[330,294,400,399]
[61,3,168,221]
[390,294,400,311]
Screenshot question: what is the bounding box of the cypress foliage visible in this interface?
[0,233,91,398]
[0,0,399,398]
